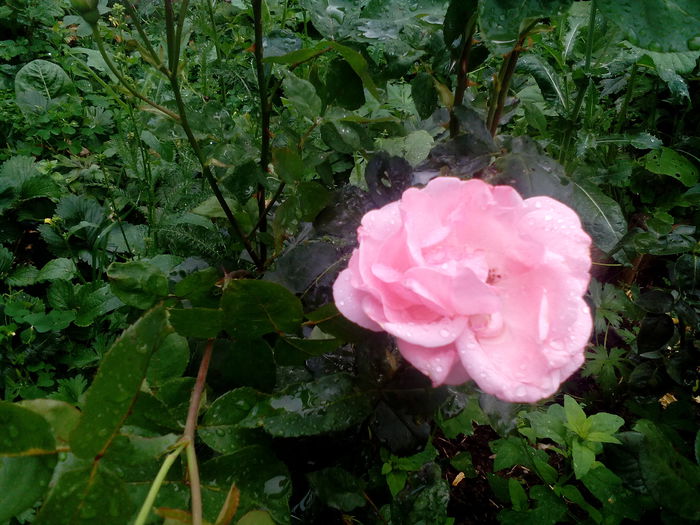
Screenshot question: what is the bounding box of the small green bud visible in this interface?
[70,0,100,26]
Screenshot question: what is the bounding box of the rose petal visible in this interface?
[381,314,468,348]
[332,267,382,331]
[396,339,461,385]
[403,266,500,316]
[359,201,402,240]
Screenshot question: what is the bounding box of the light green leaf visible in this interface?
[282,71,322,120]
[37,258,77,282]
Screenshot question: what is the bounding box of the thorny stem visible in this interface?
[91,25,181,121]
[183,339,215,525]
[449,16,477,137]
[252,0,270,263]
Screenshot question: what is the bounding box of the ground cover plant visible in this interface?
[0,0,699,524]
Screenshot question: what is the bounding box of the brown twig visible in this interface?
[183,338,215,525]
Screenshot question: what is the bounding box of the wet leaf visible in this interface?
[107,260,169,310]
[199,388,268,455]
[597,0,700,52]
[69,306,173,459]
[0,402,57,521]
[34,466,133,525]
[238,373,373,437]
[201,445,291,524]
[220,279,303,338]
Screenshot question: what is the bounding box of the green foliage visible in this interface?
[0,0,698,523]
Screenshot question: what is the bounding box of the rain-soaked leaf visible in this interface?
[478,0,574,54]
[69,306,173,459]
[107,260,169,310]
[597,0,700,53]
[220,280,303,338]
[199,388,268,455]
[201,445,291,524]
[238,373,373,437]
[16,399,80,447]
[34,466,133,525]
[0,402,57,521]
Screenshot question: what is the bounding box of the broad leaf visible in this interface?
[597,0,700,52]
[0,403,57,521]
[220,279,303,338]
[69,306,173,459]
[238,373,373,437]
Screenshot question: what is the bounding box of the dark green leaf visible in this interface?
[636,290,674,313]
[272,148,305,184]
[324,58,365,110]
[498,484,567,525]
[169,307,223,338]
[297,181,331,221]
[238,373,373,437]
[146,332,189,387]
[597,0,700,52]
[274,336,342,366]
[411,72,438,119]
[14,59,73,113]
[444,0,479,50]
[222,338,277,392]
[0,402,57,521]
[201,445,291,524]
[390,463,449,524]
[220,279,303,338]
[199,388,267,454]
[642,147,699,187]
[308,467,366,511]
[69,306,173,459]
[637,313,675,352]
[673,254,700,290]
[34,466,133,525]
[478,0,574,54]
[517,54,566,107]
[17,399,80,447]
[635,419,700,519]
[327,41,380,100]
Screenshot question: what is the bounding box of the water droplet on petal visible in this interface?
[439,328,450,338]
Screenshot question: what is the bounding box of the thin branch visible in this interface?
[92,25,181,121]
[122,1,167,75]
[252,0,270,263]
[449,17,477,137]
[162,3,263,268]
[183,339,215,525]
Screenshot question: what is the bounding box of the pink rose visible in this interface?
[333,177,592,402]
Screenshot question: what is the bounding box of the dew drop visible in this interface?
[439,328,450,338]
[544,214,552,221]
[338,301,345,306]
[534,201,542,209]
[515,386,527,398]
